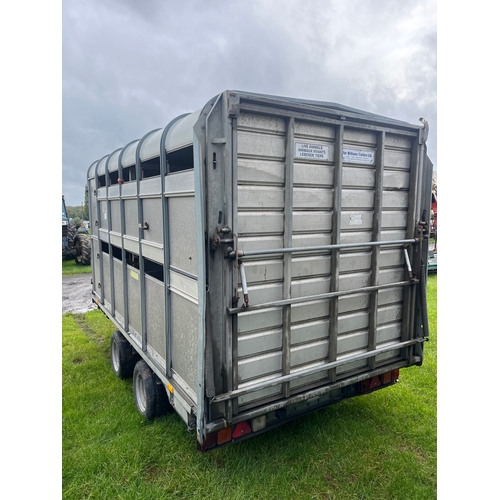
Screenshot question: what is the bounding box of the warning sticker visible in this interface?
[343,149,375,165]
[295,142,329,161]
[130,270,139,280]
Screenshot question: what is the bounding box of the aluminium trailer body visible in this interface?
[87,90,433,451]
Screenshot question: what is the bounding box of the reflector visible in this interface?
[251,415,266,432]
[369,376,381,390]
[232,421,251,439]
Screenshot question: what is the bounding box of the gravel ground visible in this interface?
[62,274,97,314]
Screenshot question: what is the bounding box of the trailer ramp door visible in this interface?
[205,94,425,423]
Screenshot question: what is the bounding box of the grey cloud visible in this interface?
[63,0,436,205]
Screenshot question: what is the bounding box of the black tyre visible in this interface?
[63,222,77,260]
[74,233,91,266]
[110,331,139,379]
[67,223,77,249]
[133,360,169,420]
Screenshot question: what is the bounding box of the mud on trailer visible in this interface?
[87,90,433,451]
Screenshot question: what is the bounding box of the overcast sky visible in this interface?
[62,0,437,206]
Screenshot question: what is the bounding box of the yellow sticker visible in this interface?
[167,383,174,394]
[130,270,139,280]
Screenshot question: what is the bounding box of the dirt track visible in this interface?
[62,274,96,314]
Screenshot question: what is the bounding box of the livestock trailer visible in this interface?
[87,90,433,451]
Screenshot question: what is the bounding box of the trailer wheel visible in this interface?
[74,233,91,266]
[133,360,169,420]
[110,331,139,379]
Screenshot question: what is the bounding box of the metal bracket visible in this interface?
[210,225,233,252]
[418,117,429,144]
[228,92,241,117]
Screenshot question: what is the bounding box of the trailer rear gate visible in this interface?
[88,90,432,450]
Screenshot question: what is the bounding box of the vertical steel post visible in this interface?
[102,156,110,310]
[221,95,234,422]
[160,128,170,377]
[105,151,120,316]
[136,129,162,351]
[368,131,385,369]
[117,141,136,331]
[401,136,421,357]
[328,124,343,382]
[96,156,107,306]
[230,114,240,414]
[159,114,189,377]
[282,116,295,398]
[194,133,208,443]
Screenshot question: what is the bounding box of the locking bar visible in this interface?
[227,279,417,315]
[226,238,418,260]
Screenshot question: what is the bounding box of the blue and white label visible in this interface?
[343,149,375,165]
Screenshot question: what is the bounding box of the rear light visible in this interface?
[232,421,251,439]
[251,415,266,432]
[213,420,254,447]
[368,375,381,390]
[361,370,400,393]
[217,427,232,445]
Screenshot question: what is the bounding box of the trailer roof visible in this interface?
[232,90,417,128]
[88,90,421,178]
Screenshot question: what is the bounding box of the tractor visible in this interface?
[62,195,91,266]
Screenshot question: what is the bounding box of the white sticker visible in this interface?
[349,214,363,226]
[343,149,375,165]
[295,142,329,160]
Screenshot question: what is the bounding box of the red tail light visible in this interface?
[368,375,381,390]
[217,427,232,445]
[232,421,251,439]
[361,370,399,393]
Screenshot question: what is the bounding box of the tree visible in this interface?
[72,217,83,229]
[84,185,89,220]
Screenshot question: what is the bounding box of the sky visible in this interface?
[62,0,437,207]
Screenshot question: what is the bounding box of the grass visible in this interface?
[62,275,437,499]
[63,258,92,275]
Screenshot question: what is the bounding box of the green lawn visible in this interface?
[62,259,92,276]
[62,275,437,499]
